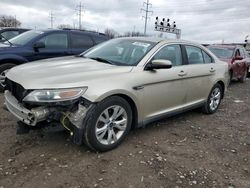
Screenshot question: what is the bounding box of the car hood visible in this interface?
[7,56,133,89]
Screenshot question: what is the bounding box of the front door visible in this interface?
[140,44,188,121]
[30,32,70,61]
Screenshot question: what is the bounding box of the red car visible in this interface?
[208,45,250,82]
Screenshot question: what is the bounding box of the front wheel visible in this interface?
[202,83,223,114]
[83,96,132,152]
[0,63,16,92]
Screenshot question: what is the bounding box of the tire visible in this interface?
[202,83,223,114]
[229,70,233,83]
[0,63,16,92]
[83,96,132,152]
[239,69,247,83]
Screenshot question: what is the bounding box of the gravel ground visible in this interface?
[0,80,249,188]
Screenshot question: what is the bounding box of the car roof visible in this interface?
[118,37,201,45]
[37,29,108,37]
[208,44,236,50]
[0,27,29,31]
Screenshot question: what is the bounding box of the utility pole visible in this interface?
[49,11,54,29]
[14,15,17,27]
[141,0,153,35]
[76,2,84,30]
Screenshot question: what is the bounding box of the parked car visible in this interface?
[0,27,29,43]
[0,29,109,91]
[3,38,229,151]
[208,45,250,82]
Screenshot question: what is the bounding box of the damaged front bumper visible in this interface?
[4,90,93,144]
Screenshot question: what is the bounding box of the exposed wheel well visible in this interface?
[111,94,138,129]
[216,81,225,99]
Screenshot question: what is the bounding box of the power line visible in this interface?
[76,2,84,30]
[141,0,153,35]
[49,11,55,29]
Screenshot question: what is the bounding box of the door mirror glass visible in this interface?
[145,59,172,70]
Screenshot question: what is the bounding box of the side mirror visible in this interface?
[145,59,172,70]
[33,42,45,50]
[234,56,243,61]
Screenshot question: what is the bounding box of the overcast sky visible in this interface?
[0,0,249,43]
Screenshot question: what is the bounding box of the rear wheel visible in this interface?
[0,63,16,92]
[202,83,223,114]
[83,96,132,152]
[239,69,247,83]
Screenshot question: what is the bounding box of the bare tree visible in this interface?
[104,28,117,38]
[58,24,72,29]
[0,15,21,27]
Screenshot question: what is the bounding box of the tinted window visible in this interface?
[93,36,108,44]
[71,33,93,48]
[202,50,213,63]
[38,33,68,49]
[186,46,204,64]
[152,44,182,66]
[235,49,240,57]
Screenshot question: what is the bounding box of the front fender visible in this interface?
[0,54,28,64]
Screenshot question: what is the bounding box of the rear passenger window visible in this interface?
[71,33,94,48]
[186,46,204,64]
[152,44,182,66]
[202,50,213,63]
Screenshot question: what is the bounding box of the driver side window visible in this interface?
[38,33,68,49]
[152,44,182,66]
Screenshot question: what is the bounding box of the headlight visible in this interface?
[23,88,87,103]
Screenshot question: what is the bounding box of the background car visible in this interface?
[208,45,249,82]
[0,27,29,43]
[0,29,109,91]
[4,38,229,151]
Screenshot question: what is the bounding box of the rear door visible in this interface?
[69,33,94,55]
[182,45,215,105]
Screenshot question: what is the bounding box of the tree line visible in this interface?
[0,15,21,27]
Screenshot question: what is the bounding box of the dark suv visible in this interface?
[0,27,29,43]
[0,29,109,91]
[208,45,250,82]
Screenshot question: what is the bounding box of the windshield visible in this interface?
[5,30,43,46]
[208,47,234,59]
[82,38,156,66]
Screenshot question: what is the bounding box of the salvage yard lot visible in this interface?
[0,80,250,188]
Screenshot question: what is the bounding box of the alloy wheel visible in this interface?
[209,87,221,111]
[95,105,128,145]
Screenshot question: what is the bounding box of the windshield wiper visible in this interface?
[89,57,115,65]
[0,34,13,46]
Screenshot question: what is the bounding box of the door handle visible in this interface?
[210,68,216,73]
[178,71,187,76]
